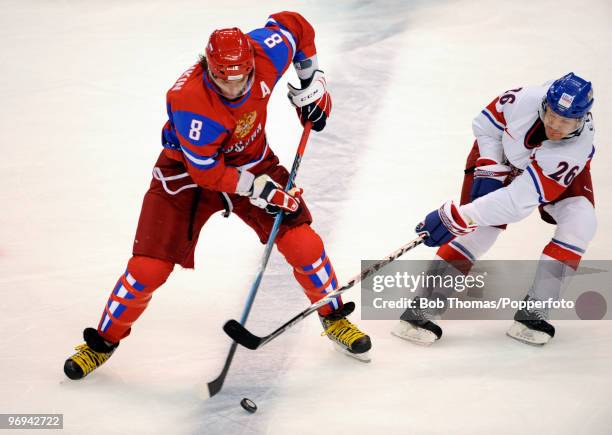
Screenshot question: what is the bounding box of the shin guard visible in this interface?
[277,225,342,317]
[97,256,174,343]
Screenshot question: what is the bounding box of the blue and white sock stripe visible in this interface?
[301,250,326,272]
[307,267,326,289]
[301,250,340,310]
[551,238,585,255]
[320,272,338,292]
[304,256,331,289]
[323,260,333,279]
[318,272,339,311]
[322,291,339,311]
[100,273,146,333]
[481,108,505,131]
[124,271,146,291]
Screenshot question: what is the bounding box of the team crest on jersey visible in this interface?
[235,111,258,140]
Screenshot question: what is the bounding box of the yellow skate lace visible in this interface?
[70,344,113,376]
[321,318,366,348]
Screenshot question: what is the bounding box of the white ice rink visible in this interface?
[2,0,611,434]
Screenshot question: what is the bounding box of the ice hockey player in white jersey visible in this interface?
[393,72,596,346]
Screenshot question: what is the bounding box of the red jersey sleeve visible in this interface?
[246,12,318,84]
[267,11,317,61]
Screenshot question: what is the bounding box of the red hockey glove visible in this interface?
[249,175,302,215]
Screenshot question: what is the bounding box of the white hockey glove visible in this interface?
[287,70,332,132]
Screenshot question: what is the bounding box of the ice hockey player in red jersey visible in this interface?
[63,11,371,380]
[393,73,596,346]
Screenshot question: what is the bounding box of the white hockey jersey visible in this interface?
[461,85,595,226]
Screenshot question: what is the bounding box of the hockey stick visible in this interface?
[205,122,312,398]
[223,235,425,350]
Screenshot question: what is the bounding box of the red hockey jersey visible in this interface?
[161,11,317,193]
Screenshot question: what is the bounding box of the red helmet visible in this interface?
[206,28,254,81]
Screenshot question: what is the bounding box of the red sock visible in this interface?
[277,225,342,317]
[97,256,174,343]
[542,239,583,270]
[436,242,475,275]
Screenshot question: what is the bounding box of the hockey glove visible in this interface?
[416,200,476,247]
[470,160,511,201]
[287,70,332,132]
[249,174,302,215]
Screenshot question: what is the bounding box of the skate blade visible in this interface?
[506,321,551,346]
[332,343,371,363]
[391,321,438,346]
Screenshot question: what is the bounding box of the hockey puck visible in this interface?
[240,397,257,413]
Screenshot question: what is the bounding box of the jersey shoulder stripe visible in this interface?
[173,110,227,147]
[180,144,220,170]
[248,28,292,77]
[588,145,595,160]
[265,18,297,57]
[481,97,506,131]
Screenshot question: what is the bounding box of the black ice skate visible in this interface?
[64,328,119,380]
[320,302,372,362]
[507,305,555,346]
[392,301,443,345]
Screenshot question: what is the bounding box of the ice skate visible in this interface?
[320,302,372,362]
[507,306,555,346]
[64,328,119,380]
[392,303,442,345]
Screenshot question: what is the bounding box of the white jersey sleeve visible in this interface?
[461,115,595,226]
[460,168,540,226]
[472,87,524,164]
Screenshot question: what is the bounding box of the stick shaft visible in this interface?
[206,122,312,397]
[226,235,425,349]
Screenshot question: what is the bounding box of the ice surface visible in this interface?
[1,0,611,434]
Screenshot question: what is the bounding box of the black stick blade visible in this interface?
[206,373,224,398]
[223,320,263,350]
[206,341,237,397]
